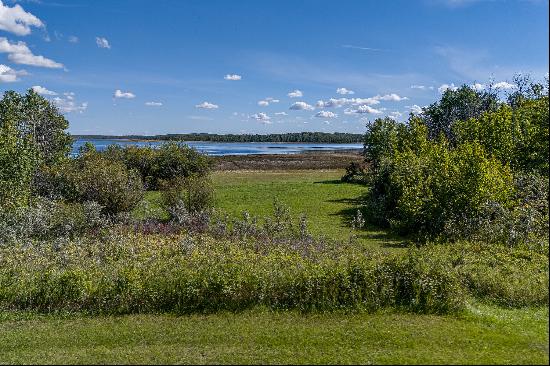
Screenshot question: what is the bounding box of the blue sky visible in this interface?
[0,0,548,135]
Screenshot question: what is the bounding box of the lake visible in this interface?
[72,139,363,156]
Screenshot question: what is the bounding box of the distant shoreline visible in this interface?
[71,132,364,144]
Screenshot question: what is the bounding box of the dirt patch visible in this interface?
[213,150,363,171]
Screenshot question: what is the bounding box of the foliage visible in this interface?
[102,142,212,190]
[421,85,500,143]
[361,78,549,244]
[0,113,36,210]
[341,162,368,183]
[160,175,214,220]
[0,198,107,244]
[0,90,71,167]
[35,153,144,214]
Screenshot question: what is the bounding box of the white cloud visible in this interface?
[411,85,435,90]
[195,101,219,109]
[388,111,403,119]
[32,85,57,95]
[409,105,423,114]
[68,35,79,43]
[493,81,516,90]
[287,89,303,98]
[438,83,458,93]
[355,105,382,114]
[316,97,380,108]
[53,92,88,114]
[96,37,111,49]
[471,83,485,91]
[289,101,314,111]
[0,37,64,68]
[251,112,271,122]
[336,87,354,95]
[114,89,135,99]
[265,97,279,103]
[0,64,26,82]
[224,74,241,80]
[0,0,43,36]
[315,110,337,118]
[274,112,288,116]
[145,101,162,107]
[373,93,408,101]
[257,100,269,107]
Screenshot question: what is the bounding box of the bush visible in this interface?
[0,198,107,244]
[366,140,515,240]
[160,175,214,216]
[341,162,368,183]
[36,153,144,214]
[103,142,212,190]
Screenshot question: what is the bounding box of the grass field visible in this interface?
[1,305,547,364]
[3,169,548,364]
[135,169,404,250]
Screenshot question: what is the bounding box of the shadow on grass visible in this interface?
[314,179,367,186]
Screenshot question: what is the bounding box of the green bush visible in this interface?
[36,153,144,214]
[103,142,212,190]
[0,198,107,243]
[160,175,214,217]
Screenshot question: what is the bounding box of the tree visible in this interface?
[421,85,499,143]
[0,89,71,167]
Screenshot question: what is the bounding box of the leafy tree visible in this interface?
[0,89,71,167]
[421,85,499,143]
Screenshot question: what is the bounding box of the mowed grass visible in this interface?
[135,169,404,250]
[1,305,547,365]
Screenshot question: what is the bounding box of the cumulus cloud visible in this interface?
[336,87,354,95]
[314,110,337,118]
[257,100,269,107]
[145,101,162,106]
[411,85,435,90]
[114,89,135,99]
[287,89,303,98]
[409,105,423,114]
[0,64,27,82]
[32,85,57,95]
[195,101,219,109]
[251,112,271,122]
[0,37,64,68]
[316,97,380,108]
[471,83,485,91]
[224,74,241,80]
[53,92,88,114]
[274,112,288,116]
[493,81,516,90]
[438,83,458,93]
[373,93,408,101]
[388,111,403,119]
[265,97,279,103]
[68,36,79,43]
[355,105,382,114]
[289,101,314,111]
[0,0,43,36]
[96,37,111,49]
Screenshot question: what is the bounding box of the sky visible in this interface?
[0,0,548,135]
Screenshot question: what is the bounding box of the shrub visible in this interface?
[103,142,213,190]
[0,198,107,244]
[341,162,368,183]
[366,140,515,240]
[35,153,144,214]
[160,175,214,216]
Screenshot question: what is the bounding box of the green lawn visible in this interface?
[1,305,547,364]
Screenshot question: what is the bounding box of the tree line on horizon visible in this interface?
[72,132,364,143]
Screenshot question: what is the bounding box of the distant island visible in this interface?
[72,132,364,144]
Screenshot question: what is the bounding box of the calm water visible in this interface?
[72,139,363,156]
